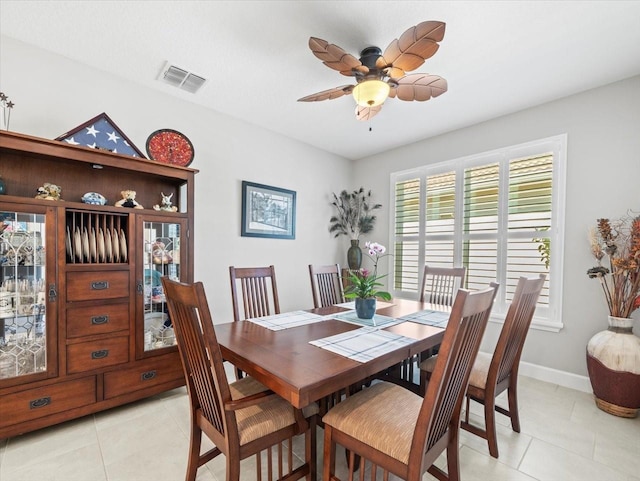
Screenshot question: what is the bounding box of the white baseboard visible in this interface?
[518,360,593,393]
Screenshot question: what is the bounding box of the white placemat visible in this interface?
[397,309,450,327]
[309,326,414,363]
[330,310,402,328]
[248,311,325,331]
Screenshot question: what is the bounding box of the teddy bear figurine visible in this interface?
[35,183,62,201]
[153,192,178,212]
[114,190,144,209]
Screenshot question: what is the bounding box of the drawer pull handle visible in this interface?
[91,315,109,325]
[141,370,157,381]
[91,281,109,290]
[91,349,109,359]
[30,397,51,409]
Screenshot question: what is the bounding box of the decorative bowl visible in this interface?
[81,192,107,205]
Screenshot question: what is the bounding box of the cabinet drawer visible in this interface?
[67,336,129,374]
[0,377,96,429]
[66,303,129,338]
[66,271,130,301]
[104,352,184,399]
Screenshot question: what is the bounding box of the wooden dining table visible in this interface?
[215,298,447,409]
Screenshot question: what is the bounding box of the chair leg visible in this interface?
[507,384,521,433]
[323,425,336,481]
[186,423,202,481]
[446,425,461,481]
[464,395,470,424]
[484,397,499,458]
[419,369,428,397]
[307,416,317,481]
[226,457,241,481]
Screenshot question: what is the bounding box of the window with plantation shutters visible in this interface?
[390,135,566,330]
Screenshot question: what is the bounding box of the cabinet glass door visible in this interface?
[0,210,48,380]
[141,219,183,353]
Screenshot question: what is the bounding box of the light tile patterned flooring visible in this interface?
[1,375,639,481]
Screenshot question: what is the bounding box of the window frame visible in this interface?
[388,134,567,332]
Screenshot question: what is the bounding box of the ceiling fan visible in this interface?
[298,21,447,121]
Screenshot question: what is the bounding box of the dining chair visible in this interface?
[161,277,317,481]
[392,265,468,389]
[419,265,467,305]
[229,265,280,378]
[229,265,280,321]
[322,283,498,481]
[308,263,345,308]
[419,274,546,458]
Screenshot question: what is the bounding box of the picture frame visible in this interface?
[241,181,296,239]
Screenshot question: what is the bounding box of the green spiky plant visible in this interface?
[329,188,382,240]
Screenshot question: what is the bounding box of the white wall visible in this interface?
[353,75,640,378]
[0,35,352,323]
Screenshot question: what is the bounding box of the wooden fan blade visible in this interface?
[385,66,406,80]
[391,74,447,101]
[355,105,382,121]
[298,85,355,102]
[376,21,446,73]
[309,37,367,76]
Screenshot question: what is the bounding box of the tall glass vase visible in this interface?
[347,239,362,270]
[586,315,640,418]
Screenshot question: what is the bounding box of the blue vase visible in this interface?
[355,298,376,320]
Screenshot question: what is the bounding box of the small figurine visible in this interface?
[35,183,62,201]
[82,192,107,205]
[114,190,143,209]
[153,192,178,212]
[151,241,173,264]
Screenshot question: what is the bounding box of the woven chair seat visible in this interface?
[420,351,492,391]
[231,376,319,445]
[322,381,422,464]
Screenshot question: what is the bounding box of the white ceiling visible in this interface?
[2,1,640,160]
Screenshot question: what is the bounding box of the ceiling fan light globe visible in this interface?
[352,80,390,107]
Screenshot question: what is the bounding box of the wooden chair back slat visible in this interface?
[309,264,345,308]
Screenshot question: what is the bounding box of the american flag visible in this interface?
[56,113,145,158]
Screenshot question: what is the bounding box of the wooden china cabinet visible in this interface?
[0,130,196,438]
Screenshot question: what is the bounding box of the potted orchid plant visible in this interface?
[345,241,392,319]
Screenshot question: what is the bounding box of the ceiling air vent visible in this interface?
[158,63,207,94]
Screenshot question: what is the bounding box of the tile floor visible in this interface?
[1,374,639,481]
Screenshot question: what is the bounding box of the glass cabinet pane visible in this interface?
[0,211,47,380]
[142,221,181,352]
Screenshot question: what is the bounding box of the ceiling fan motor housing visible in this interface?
[359,46,383,69]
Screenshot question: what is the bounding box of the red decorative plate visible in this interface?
[146,129,195,167]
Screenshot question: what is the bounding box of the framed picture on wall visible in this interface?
[241,181,296,239]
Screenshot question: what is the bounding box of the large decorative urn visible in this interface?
[586,316,640,418]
